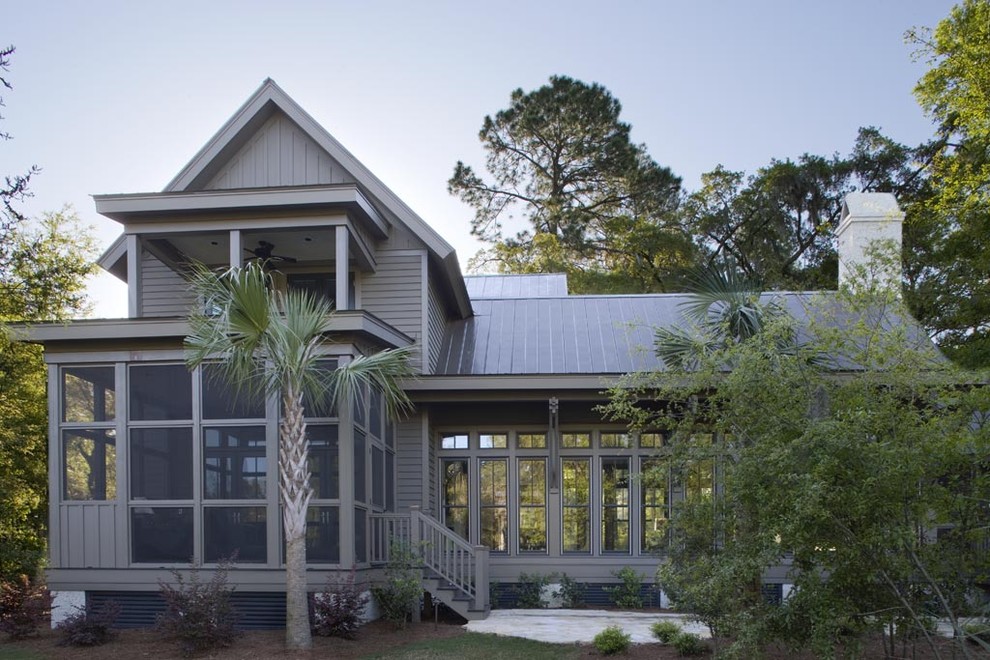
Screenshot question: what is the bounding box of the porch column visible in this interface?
[126,234,142,318]
[338,355,355,567]
[335,226,349,310]
[229,229,242,267]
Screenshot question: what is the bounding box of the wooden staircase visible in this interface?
[370,506,490,621]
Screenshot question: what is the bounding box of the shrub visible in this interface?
[651,619,681,643]
[672,631,707,656]
[963,621,990,644]
[593,625,631,655]
[556,573,587,609]
[0,575,52,640]
[604,566,645,609]
[513,571,555,608]
[56,600,120,647]
[311,567,369,639]
[156,560,238,656]
[371,541,421,629]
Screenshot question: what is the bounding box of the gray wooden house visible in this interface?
[23,80,904,627]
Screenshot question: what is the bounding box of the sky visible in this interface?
[4,0,956,318]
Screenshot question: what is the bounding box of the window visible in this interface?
[562,432,590,448]
[131,507,193,563]
[131,428,193,500]
[309,425,339,499]
[203,426,267,499]
[63,429,116,500]
[686,434,715,500]
[518,459,547,552]
[441,433,468,450]
[562,459,590,553]
[517,433,546,449]
[129,365,192,421]
[479,433,507,449]
[480,459,507,552]
[600,433,632,448]
[642,459,669,553]
[372,446,385,508]
[601,458,630,553]
[62,366,115,423]
[639,433,664,448]
[201,364,265,419]
[442,459,469,539]
[355,507,367,563]
[354,431,366,503]
[204,506,266,563]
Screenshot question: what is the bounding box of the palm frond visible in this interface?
[325,345,417,419]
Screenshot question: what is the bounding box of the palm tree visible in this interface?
[184,261,414,650]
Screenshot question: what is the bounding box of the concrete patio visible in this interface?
[464,609,710,644]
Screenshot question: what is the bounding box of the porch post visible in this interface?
[229,229,242,267]
[338,355,355,567]
[473,545,490,611]
[126,234,142,318]
[335,226,349,310]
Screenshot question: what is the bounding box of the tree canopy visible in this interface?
[449,75,695,293]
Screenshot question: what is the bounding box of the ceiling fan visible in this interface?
[244,240,297,264]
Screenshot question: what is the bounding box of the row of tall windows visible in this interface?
[439,430,715,555]
[59,362,393,567]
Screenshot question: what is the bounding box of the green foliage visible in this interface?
[671,631,706,656]
[555,574,586,609]
[311,567,369,639]
[512,571,555,609]
[650,619,681,643]
[55,600,120,647]
[371,542,422,629]
[156,561,238,657]
[450,75,693,294]
[603,567,645,609]
[592,625,630,655]
[0,575,51,640]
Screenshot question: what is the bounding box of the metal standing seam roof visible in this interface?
[435,291,938,376]
[464,274,569,299]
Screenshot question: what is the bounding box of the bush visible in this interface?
[672,631,707,656]
[556,573,587,609]
[371,542,421,629]
[651,619,681,643]
[156,561,238,656]
[311,567,369,639]
[513,571,555,608]
[604,566,645,609]
[594,625,631,655]
[0,575,52,640]
[56,600,120,647]
[963,621,990,644]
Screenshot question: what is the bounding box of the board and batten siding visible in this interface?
[361,250,425,368]
[140,249,196,317]
[426,278,447,375]
[205,113,354,190]
[58,503,118,568]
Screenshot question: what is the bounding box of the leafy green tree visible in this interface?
[449,75,695,293]
[907,0,990,368]
[606,255,990,658]
[184,262,414,650]
[0,45,98,582]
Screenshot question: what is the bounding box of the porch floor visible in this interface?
[463,609,710,644]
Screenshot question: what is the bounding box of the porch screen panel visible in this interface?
[601,458,630,553]
[63,429,116,500]
[562,459,590,553]
[130,428,193,500]
[641,458,670,553]
[480,459,507,552]
[62,366,115,423]
[442,459,469,540]
[201,364,265,419]
[305,506,340,563]
[203,426,267,499]
[308,424,339,499]
[129,365,192,421]
[131,507,193,563]
[354,431,366,503]
[518,458,547,552]
[204,506,266,563]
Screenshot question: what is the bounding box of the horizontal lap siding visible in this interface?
[141,249,195,317]
[426,279,447,374]
[362,251,425,369]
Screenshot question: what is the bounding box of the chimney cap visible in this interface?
[841,192,902,222]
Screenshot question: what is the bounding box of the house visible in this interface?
[21,80,905,627]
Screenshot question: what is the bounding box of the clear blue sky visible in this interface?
[5,0,955,318]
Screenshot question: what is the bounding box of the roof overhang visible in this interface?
[403,374,619,402]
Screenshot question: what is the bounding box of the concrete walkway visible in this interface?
[464,609,709,644]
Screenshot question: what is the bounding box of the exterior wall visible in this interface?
[140,248,196,318]
[426,276,447,375]
[205,112,355,190]
[394,413,424,512]
[361,250,426,369]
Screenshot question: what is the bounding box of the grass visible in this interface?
[366,632,581,659]
[0,647,43,660]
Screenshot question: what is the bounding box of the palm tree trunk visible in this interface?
[281,389,312,650]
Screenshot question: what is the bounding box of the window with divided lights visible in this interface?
[641,458,669,553]
[441,433,468,450]
[601,458,630,553]
[517,433,546,449]
[480,459,507,552]
[61,366,117,501]
[518,458,547,552]
[203,426,267,499]
[562,459,590,552]
[442,459,468,539]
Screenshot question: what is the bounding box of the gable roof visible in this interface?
[465,273,568,299]
[96,79,472,318]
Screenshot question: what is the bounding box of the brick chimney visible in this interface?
[836,192,904,290]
